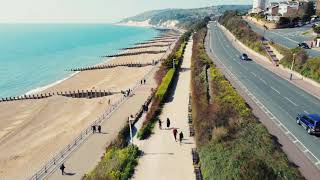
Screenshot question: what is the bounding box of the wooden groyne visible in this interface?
[134,40,175,46]
[69,61,159,72]
[121,44,170,50]
[0,90,116,103]
[103,50,166,58]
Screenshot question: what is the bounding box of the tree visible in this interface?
[278,17,291,25]
[305,1,316,20]
[313,25,320,34]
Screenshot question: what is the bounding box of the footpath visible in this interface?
[216,22,320,100]
[132,38,195,180]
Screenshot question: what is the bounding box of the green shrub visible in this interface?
[84,145,140,180]
[155,68,175,100]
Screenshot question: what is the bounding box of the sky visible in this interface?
[0,0,252,23]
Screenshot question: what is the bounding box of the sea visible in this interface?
[0,24,158,97]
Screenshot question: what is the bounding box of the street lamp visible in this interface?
[128,117,133,144]
[172,59,176,69]
[290,53,296,80]
[263,24,268,40]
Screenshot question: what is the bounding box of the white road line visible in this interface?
[304,110,309,114]
[258,77,267,84]
[251,72,257,77]
[271,86,280,94]
[284,97,298,106]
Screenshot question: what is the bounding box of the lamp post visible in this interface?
[128,117,133,144]
[290,53,296,80]
[173,59,176,70]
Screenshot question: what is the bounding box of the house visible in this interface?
[265,0,310,22]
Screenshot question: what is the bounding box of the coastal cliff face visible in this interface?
[119,5,251,29]
[118,19,179,29]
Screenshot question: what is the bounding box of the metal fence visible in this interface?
[28,37,179,180]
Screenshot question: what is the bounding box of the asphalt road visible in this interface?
[208,22,320,169]
[246,20,320,57]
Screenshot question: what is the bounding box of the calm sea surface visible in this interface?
[0,24,158,97]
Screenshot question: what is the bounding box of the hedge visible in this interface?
[155,68,175,100]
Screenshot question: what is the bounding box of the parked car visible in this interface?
[298,43,310,49]
[296,114,320,134]
[240,53,249,60]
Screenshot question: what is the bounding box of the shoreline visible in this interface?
[25,56,116,96]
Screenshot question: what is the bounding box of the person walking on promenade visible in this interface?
[98,125,101,133]
[158,119,162,129]
[179,131,184,144]
[92,125,96,133]
[173,128,178,141]
[166,118,170,129]
[60,163,65,175]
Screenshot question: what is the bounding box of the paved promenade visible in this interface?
[132,38,195,180]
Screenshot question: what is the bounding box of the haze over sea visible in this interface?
[0,24,158,97]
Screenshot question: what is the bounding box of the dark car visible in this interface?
[240,53,249,60]
[298,43,310,49]
[296,114,320,134]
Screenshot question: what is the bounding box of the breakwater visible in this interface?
[0,90,116,103]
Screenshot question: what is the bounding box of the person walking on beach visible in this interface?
[173,128,178,141]
[166,118,170,129]
[92,125,96,133]
[140,80,143,84]
[98,125,101,133]
[143,79,146,84]
[60,163,65,175]
[158,119,162,129]
[179,131,184,144]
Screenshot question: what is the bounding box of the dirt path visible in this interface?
[132,38,195,180]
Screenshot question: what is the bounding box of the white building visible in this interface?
[278,1,299,16]
[252,0,269,13]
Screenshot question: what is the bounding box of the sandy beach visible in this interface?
[0,30,179,179]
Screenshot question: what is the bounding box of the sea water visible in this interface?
[0,24,158,97]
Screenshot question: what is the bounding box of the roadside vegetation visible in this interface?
[218,11,268,57]
[280,48,320,82]
[137,31,190,140]
[191,20,302,179]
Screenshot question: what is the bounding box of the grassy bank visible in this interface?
[219,11,268,57]
[191,23,302,179]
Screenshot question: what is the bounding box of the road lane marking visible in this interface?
[251,72,257,77]
[271,86,280,94]
[258,77,267,84]
[304,110,309,114]
[284,97,298,106]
